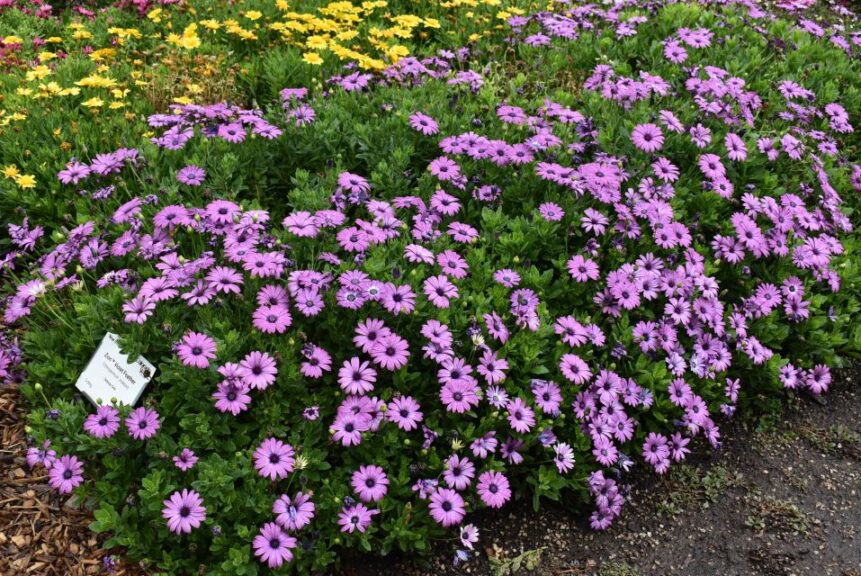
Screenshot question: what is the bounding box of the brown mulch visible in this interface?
[0,384,142,576]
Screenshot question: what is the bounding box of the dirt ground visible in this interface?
[3,370,860,576]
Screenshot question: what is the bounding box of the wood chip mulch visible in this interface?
[0,384,143,576]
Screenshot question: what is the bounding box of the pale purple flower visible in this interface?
[253,522,296,567]
[162,489,206,534]
[428,488,465,527]
[125,407,160,440]
[48,455,83,494]
[351,465,389,502]
[83,405,120,439]
[253,438,295,481]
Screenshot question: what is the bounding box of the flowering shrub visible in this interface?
[3,0,861,574]
[0,0,519,229]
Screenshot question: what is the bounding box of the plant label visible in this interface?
[75,332,155,407]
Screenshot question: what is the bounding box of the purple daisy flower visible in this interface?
[386,396,423,431]
[538,202,565,222]
[428,488,465,527]
[506,397,536,433]
[273,491,316,532]
[173,448,198,472]
[47,454,83,494]
[205,266,243,295]
[476,471,511,508]
[493,269,521,288]
[162,489,206,534]
[370,332,410,371]
[212,379,252,415]
[253,438,295,481]
[331,414,368,447]
[125,407,160,440]
[26,440,56,469]
[532,380,562,415]
[218,122,246,143]
[177,165,206,186]
[57,160,91,185]
[631,123,664,152]
[567,255,600,282]
[560,353,592,385]
[351,465,389,502]
[338,357,377,395]
[338,503,378,533]
[176,332,217,369]
[239,351,278,390]
[300,345,332,379]
[252,305,292,334]
[337,172,371,196]
[123,295,156,324]
[554,442,576,473]
[460,523,480,550]
[409,112,440,136]
[83,405,120,439]
[443,455,475,491]
[253,522,296,568]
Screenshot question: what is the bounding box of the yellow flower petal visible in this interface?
[302,52,324,65]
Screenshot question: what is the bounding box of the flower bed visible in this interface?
[3,0,861,574]
[0,0,518,226]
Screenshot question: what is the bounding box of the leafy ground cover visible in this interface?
[1,0,861,574]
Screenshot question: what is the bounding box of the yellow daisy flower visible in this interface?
[15,174,37,189]
[302,52,324,65]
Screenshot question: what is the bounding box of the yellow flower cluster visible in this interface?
[2,165,37,189]
[1,0,519,126]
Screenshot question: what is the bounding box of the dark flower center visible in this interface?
[179,506,190,517]
[63,470,73,479]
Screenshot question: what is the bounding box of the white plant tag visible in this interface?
[75,332,155,407]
